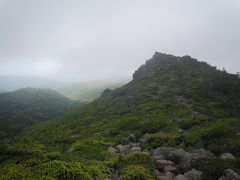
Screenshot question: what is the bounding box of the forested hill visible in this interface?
[0,88,81,138]
[1,53,240,179]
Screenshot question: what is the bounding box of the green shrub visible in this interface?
[192,158,240,180]
[121,165,154,180]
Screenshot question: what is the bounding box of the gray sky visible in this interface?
[0,0,240,82]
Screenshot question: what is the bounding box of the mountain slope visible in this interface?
[0,88,80,138]
[1,52,240,179]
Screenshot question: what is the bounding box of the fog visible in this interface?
[0,0,240,82]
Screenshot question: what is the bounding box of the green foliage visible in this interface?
[116,152,154,173]
[145,132,181,149]
[121,165,154,180]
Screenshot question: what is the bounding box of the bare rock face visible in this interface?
[218,169,240,180]
[220,153,236,160]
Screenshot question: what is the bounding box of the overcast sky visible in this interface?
[0,0,239,82]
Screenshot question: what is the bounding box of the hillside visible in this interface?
[0,88,81,138]
[1,52,240,179]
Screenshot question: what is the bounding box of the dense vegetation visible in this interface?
[0,52,240,179]
[0,88,81,139]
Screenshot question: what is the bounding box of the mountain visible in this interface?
[0,88,81,138]
[0,76,57,91]
[0,76,125,103]
[1,52,240,179]
[56,80,125,102]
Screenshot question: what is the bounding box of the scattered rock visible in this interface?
[156,159,175,171]
[129,146,142,153]
[120,134,136,145]
[153,155,165,161]
[115,144,131,154]
[153,147,175,158]
[107,146,118,153]
[164,165,178,174]
[158,171,175,180]
[184,169,202,180]
[94,132,101,136]
[178,128,185,134]
[220,153,236,160]
[129,142,140,147]
[190,148,215,160]
[174,174,187,180]
[218,169,240,180]
[106,130,118,137]
[139,133,150,145]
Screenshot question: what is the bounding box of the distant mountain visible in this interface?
[0,76,126,103]
[0,88,81,138]
[1,53,240,179]
[56,80,125,102]
[0,76,57,91]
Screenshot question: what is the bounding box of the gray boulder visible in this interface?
[190,148,215,160]
[115,144,131,154]
[174,174,187,180]
[129,146,142,153]
[220,153,236,160]
[218,169,240,180]
[120,134,136,145]
[184,169,202,180]
[107,146,118,153]
[153,147,176,158]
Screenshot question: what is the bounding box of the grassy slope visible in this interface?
[1,52,240,179]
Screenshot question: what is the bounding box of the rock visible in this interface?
[94,132,101,136]
[107,146,118,153]
[184,169,202,180]
[129,142,140,147]
[178,128,185,134]
[174,174,187,180]
[115,144,131,154]
[129,146,142,153]
[139,133,150,145]
[153,155,165,161]
[154,169,163,177]
[106,130,118,137]
[156,160,175,170]
[190,148,215,160]
[164,165,178,174]
[153,147,176,158]
[220,153,236,160]
[218,169,240,180]
[120,134,136,145]
[168,149,188,164]
[158,172,175,180]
